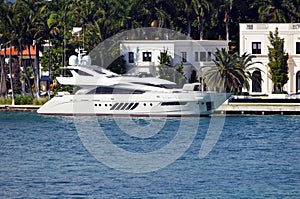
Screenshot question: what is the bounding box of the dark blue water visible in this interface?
[1,112,299,198]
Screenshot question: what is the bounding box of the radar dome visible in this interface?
[69,55,78,66]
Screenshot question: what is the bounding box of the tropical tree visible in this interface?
[157,49,185,86]
[13,0,47,99]
[195,0,211,40]
[220,0,233,41]
[10,2,34,97]
[8,44,15,104]
[131,0,177,29]
[70,0,114,50]
[203,48,247,92]
[237,52,262,93]
[252,0,299,22]
[0,1,7,97]
[0,1,19,104]
[180,0,198,38]
[157,48,173,80]
[268,27,289,93]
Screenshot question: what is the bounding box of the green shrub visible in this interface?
[33,98,48,105]
[272,91,288,94]
[15,95,34,105]
[0,97,12,105]
[234,92,249,96]
[0,96,48,105]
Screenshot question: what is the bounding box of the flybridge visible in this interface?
[69,47,91,66]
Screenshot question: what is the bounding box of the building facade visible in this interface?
[120,40,228,80]
[240,23,300,95]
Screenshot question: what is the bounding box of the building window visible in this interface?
[252,70,262,92]
[143,52,152,62]
[296,71,300,93]
[195,52,199,62]
[252,42,261,54]
[128,52,134,63]
[296,42,300,54]
[207,52,212,61]
[200,52,206,61]
[246,24,253,30]
[181,52,187,63]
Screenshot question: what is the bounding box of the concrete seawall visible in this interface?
[215,103,300,115]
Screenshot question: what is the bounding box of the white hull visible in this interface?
[37,92,228,117]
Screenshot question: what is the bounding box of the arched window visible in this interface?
[296,71,300,93]
[252,70,262,92]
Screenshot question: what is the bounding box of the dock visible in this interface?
[214,97,300,115]
[0,105,41,112]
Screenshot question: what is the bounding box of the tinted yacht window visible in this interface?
[88,87,145,94]
[74,69,93,76]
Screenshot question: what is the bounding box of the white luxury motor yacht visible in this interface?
[37,50,228,117]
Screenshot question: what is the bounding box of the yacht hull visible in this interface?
[37,92,228,117]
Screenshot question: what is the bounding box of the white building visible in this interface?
[240,23,300,95]
[120,40,228,80]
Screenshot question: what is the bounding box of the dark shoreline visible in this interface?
[0,105,41,112]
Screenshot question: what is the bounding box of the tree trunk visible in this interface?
[200,17,204,40]
[186,4,191,38]
[48,38,51,99]
[29,43,40,100]
[226,22,229,41]
[225,10,230,41]
[187,18,191,38]
[3,48,8,98]
[24,45,34,98]
[0,54,7,97]
[9,43,15,105]
[36,44,40,100]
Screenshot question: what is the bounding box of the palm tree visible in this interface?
[10,2,35,97]
[8,42,15,105]
[0,1,18,104]
[131,0,176,29]
[220,0,233,41]
[252,0,296,22]
[203,48,247,92]
[180,0,195,38]
[237,52,262,92]
[195,0,210,40]
[14,0,42,99]
[204,48,262,93]
[0,1,7,97]
[70,0,109,49]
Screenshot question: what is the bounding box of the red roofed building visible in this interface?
[0,45,37,56]
[0,45,40,70]
[0,45,42,95]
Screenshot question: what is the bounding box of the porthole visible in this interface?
[95,104,97,106]
[143,103,146,106]
[150,103,153,106]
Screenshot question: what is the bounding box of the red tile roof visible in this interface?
[0,46,37,56]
